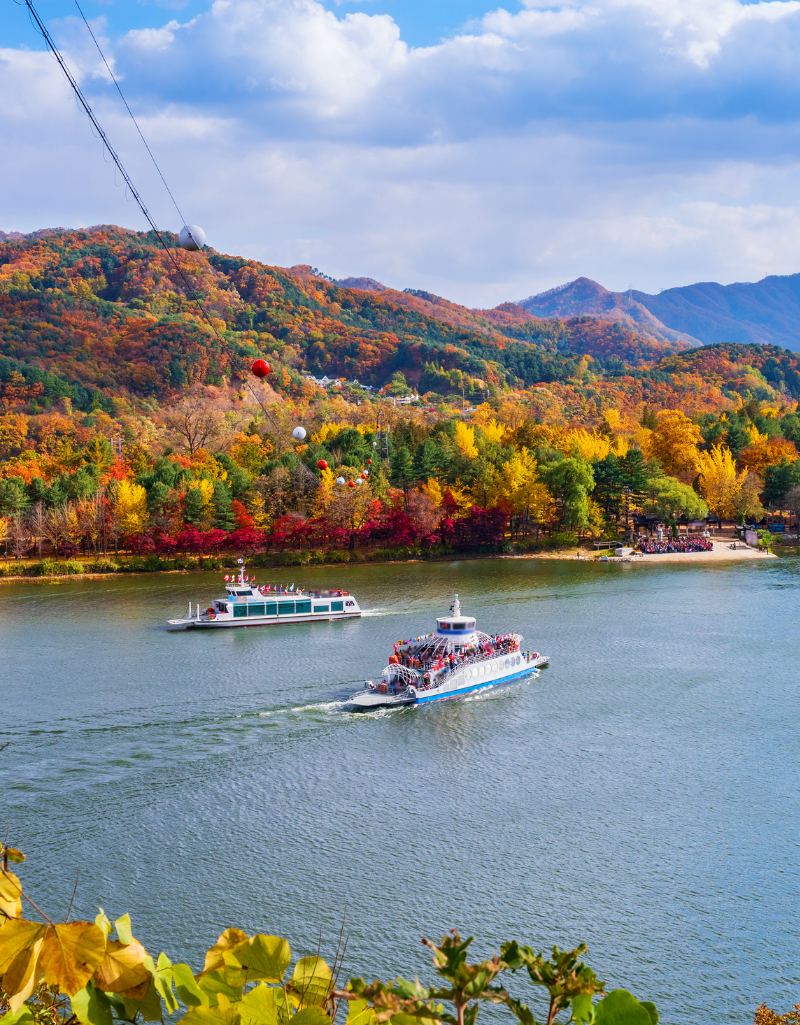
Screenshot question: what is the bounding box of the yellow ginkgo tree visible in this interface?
[696,445,747,523]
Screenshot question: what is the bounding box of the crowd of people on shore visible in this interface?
[637,537,713,555]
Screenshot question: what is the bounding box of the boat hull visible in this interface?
[168,611,361,629]
[347,655,547,711]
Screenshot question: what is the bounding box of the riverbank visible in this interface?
[0,538,783,582]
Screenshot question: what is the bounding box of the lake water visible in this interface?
[3,556,800,1025]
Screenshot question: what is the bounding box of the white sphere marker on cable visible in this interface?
[292,426,307,441]
[336,476,346,485]
[179,224,206,251]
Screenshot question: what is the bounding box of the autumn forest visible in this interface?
[1,224,800,571]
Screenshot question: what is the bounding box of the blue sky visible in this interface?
[4,0,800,306]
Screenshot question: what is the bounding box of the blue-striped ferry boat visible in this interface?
[347,594,547,709]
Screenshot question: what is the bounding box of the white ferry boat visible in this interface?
[167,562,361,629]
[347,595,548,710]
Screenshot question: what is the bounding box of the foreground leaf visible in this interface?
[94,939,151,994]
[204,929,250,975]
[198,968,244,1007]
[239,982,280,1025]
[226,935,291,984]
[72,982,113,1025]
[594,991,653,1025]
[3,934,45,1011]
[173,962,209,1007]
[346,999,376,1025]
[289,957,333,1007]
[0,920,45,977]
[291,1007,331,1025]
[0,870,23,919]
[181,999,242,1025]
[39,922,107,996]
[113,976,165,1022]
[0,1007,35,1025]
[114,915,134,946]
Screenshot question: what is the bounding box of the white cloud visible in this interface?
[6,0,800,305]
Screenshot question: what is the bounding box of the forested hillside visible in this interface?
[0,226,708,408]
[2,225,800,569]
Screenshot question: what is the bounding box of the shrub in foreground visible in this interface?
[0,845,658,1025]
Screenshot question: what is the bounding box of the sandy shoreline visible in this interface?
[581,540,777,563]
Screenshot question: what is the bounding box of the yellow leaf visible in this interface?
[346,999,376,1025]
[94,912,111,941]
[0,869,23,919]
[0,920,45,975]
[39,922,107,996]
[203,929,250,975]
[291,1009,330,1025]
[4,935,44,1011]
[94,939,151,994]
[114,915,133,946]
[288,957,332,1008]
[181,1003,242,1025]
[239,984,279,1025]
[224,935,291,984]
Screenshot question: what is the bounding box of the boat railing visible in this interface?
[399,643,527,692]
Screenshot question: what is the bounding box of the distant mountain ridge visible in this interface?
[517,276,696,346]
[518,273,800,353]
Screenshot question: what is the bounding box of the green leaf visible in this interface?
[152,952,179,1015]
[289,957,332,1007]
[291,1008,330,1025]
[198,969,244,1007]
[174,963,209,1007]
[345,999,375,1025]
[593,991,652,1025]
[117,977,165,1022]
[229,936,291,984]
[72,984,113,1025]
[240,984,279,1025]
[571,993,594,1024]
[0,1008,35,1025]
[639,1003,658,1025]
[181,1004,242,1025]
[114,915,133,947]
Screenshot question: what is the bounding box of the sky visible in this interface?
[4,0,800,307]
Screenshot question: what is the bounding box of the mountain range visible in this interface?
[517,273,800,352]
[2,226,800,423]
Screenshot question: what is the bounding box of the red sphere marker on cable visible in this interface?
[251,359,271,378]
[317,459,328,471]
[348,480,356,489]
[367,458,372,464]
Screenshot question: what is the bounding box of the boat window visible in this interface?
[314,604,329,613]
[295,600,311,614]
[278,601,295,615]
[265,603,277,616]
[233,605,247,618]
[217,603,228,613]
[248,603,265,617]
[331,601,343,612]
[453,621,465,629]
[236,590,253,596]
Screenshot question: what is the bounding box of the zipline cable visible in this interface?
[74,0,186,227]
[21,0,282,432]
